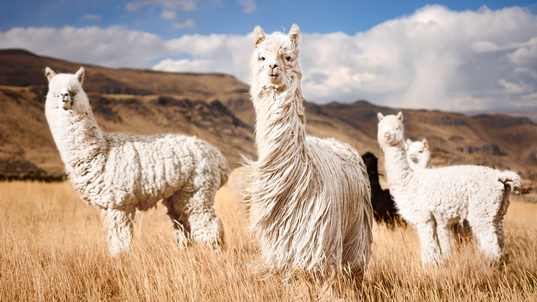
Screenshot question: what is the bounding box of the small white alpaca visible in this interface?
[405,138,432,170]
[377,112,521,265]
[44,67,228,256]
[246,25,373,279]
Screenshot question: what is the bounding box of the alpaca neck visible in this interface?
[382,142,414,189]
[46,95,106,176]
[252,79,307,168]
[368,172,383,193]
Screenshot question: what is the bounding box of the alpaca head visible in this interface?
[45,67,87,111]
[377,112,405,147]
[361,152,379,177]
[251,24,301,90]
[405,138,431,169]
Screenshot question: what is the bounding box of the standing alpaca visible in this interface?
[45,67,228,256]
[361,152,401,225]
[405,139,432,170]
[406,139,472,238]
[377,112,521,265]
[246,24,373,279]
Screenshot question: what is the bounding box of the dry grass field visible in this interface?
[1,181,536,301]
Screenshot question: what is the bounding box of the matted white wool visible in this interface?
[246,24,373,278]
[377,112,522,266]
[44,67,229,256]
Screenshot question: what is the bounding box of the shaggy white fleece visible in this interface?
[377,112,522,265]
[45,67,228,256]
[246,24,373,279]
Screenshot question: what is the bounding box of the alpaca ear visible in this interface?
[406,139,412,147]
[45,67,56,82]
[397,111,404,121]
[254,26,265,47]
[377,112,384,122]
[423,138,429,148]
[289,24,300,47]
[75,67,85,84]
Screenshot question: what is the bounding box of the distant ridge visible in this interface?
[0,49,536,192]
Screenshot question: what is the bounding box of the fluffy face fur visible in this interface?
[406,138,432,170]
[251,24,301,90]
[45,67,88,112]
[377,112,405,147]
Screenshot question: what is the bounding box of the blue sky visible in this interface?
[1,1,537,112]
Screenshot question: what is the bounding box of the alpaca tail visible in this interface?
[498,171,523,190]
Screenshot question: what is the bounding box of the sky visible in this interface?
[1,1,537,112]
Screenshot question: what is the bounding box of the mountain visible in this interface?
[1,49,536,188]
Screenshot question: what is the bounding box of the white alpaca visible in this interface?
[377,112,521,265]
[246,25,373,279]
[44,67,228,256]
[405,138,432,170]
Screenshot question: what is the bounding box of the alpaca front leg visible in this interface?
[103,208,135,256]
[436,223,455,257]
[415,221,442,266]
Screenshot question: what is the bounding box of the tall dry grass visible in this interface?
[1,181,536,301]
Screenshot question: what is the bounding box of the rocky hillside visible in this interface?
[1,49,536,187]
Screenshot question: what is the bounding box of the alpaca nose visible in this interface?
[269,63,278,70]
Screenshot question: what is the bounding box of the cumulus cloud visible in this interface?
[1,5,536,111]
[126,0,197,12]
[80,14,102,21]
[173,18,196,29]
[238,0,256,14]
[161,10,176,20]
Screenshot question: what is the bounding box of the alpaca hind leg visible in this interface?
[415,221,442,266]
[185,187,224,250]
[103,208,135,256]
[472,221,503,263]
[163,194,191,248]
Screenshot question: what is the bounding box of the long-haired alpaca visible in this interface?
[377,112,522,265]
[44,67,228,256]
[246,24,373,279]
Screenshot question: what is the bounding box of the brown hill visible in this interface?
[1,49,536,190]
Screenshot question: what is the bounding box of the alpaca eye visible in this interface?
[286,56,292,62]
[260,56,265,61]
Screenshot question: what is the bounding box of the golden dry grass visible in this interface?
[1,181,536,301]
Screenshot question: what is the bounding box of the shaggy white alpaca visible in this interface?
[44,67,228,256]
[246,24,373,279]
[405,138,432,170]
[377,112,522,265]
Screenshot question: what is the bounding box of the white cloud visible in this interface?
[238,0,256,14]
[173,18,196,29]
[1,5,536,111]
[80,14,102,21]
[126,0,196,12]
[161,10,176,20]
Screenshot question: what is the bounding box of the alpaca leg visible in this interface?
[103,208,135,256]
[163,194,191,248]
[436,222,455,257]
[415,221,442,266]
[472,222,503,262]
[186,188,224,250]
